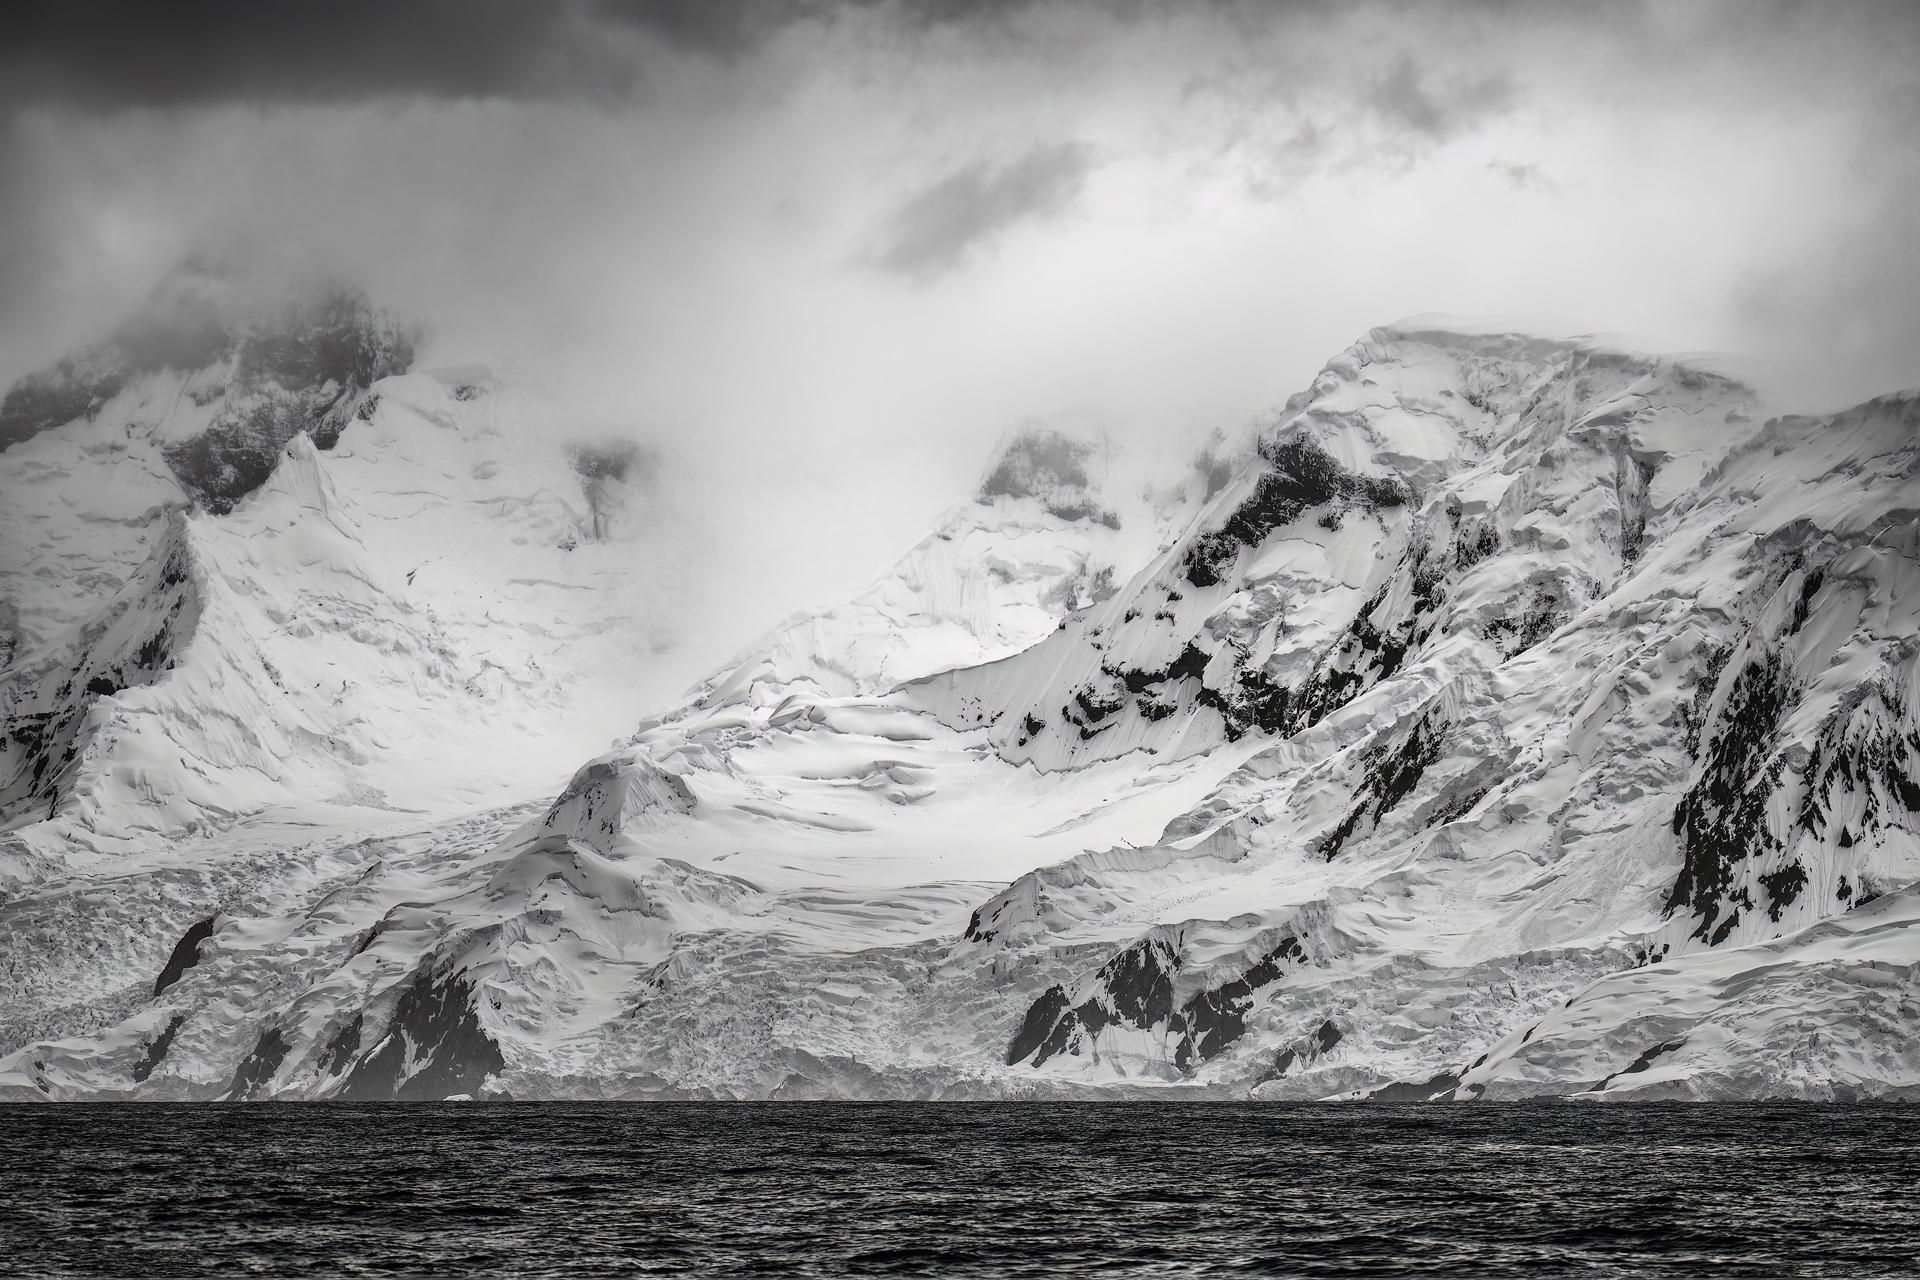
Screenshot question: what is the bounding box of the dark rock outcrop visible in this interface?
[1010,934,1305,1073]
[132,1015,187,1083]
[336,965,505,1101]
[153,917,218,997]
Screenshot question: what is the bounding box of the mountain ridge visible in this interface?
[1,313,1914,1101]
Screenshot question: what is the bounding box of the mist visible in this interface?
[4,0,1916,687]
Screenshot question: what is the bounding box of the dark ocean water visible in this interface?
[2,1102,1917,1277]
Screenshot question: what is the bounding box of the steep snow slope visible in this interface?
[945,336,1919,1096]
[0,420,1245,1099]
[2,324,1915,1101]
[688,423,1184,706]
[0,270,413,658]
[1459,885,1920,1102]
[1,283,685,875]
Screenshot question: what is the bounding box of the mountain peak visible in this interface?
[0,263,419,504]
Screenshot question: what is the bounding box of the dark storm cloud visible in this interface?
[2,0,1917,417]
[0,0,895,109]
[869,142,1096,280]
[0,0,1093,110]
[0,0,632,108]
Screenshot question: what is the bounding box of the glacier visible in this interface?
[2,299,1916,1101]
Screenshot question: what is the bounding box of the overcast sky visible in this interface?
[4,0,1917,673]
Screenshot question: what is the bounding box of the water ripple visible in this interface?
[2,1102,1918,1276]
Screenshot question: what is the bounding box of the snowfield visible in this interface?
[2,301,1916,1100]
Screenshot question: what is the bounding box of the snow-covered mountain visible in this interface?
[2,312,1915,1101]
[0,267,683,869]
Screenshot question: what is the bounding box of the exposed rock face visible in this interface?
[0,514,203,822]
[0,316,686,855]
[335,965,505,1101]
[225,1028,292,1101]
[158,289,415,513]
[1009,931,1307,1075]
[568,441,653,543]
[153,918,218,997]
[3,267,415,516]
[1653,530,1920,956]
[1,324,1916,1101]
[0,264,230,452]
[979,423,1119,527]
[541,754,697,856]
[132,1014,185,1083]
